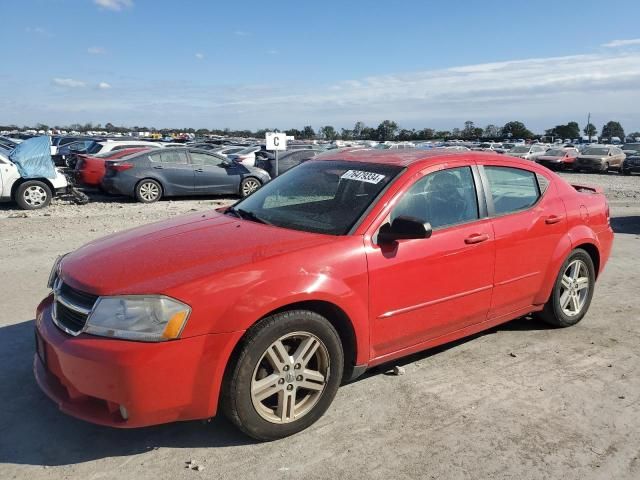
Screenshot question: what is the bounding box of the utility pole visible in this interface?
[586,112,591,143]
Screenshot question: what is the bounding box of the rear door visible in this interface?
[478,163,566,319]
[148,150,194,195]
[189,150,238,194]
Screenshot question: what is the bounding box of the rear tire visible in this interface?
[15,181,52,210]
[135,179,162,203]
[240,177,262,198]
[221,310,344,441]
[536,249,595,327]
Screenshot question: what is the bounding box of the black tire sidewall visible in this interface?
[224,311,344,441]
[135,179,162,203]
[15,181,52,210]
[547,249,596,327]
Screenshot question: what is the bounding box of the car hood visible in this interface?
[60,210,335,296]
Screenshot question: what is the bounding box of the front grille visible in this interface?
[53,282,99,335]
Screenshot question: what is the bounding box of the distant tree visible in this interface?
[451,128,461,138]
[472,127,483,138]
[419,128,435,140]
[340,128,353,140]
[376,120,398,141]
[353,121,366,139]
[397,129,415,141]
[462,120,476,139]
[35,123,49,131]
[301,125,316,140]
[502,121,533,139]
[483,124,501,138]
[320,125,338,140]
[628,131,640,140]
[601,121,625,140]
[361,127,376,140]
[285,128,302,138]
[434,130,451,139]
[583,123,597,139]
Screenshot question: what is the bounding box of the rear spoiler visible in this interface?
[571,183,604,194]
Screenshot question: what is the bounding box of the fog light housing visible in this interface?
[119,405,129,421]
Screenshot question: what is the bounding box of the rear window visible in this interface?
[150,151,188,164]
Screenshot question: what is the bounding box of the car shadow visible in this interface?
[0,314,551,467]
[354,314,552,379]
[610,216,640,235]
[0,320,256,467]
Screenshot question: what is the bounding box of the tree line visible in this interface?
[2,119,638,142]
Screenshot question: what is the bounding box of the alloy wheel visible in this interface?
[251,332,330,424]
[242,179,261,196]
[139,182,160,201]
[23,185,48,207]
[559,259,590,317]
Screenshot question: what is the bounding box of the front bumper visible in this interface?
[34,295,244,428]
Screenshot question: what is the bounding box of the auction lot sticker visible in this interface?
[341,170,386,184]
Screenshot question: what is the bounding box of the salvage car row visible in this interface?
[2,134,640,210]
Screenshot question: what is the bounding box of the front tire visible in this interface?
[221,310,344,441]
[15,181,52,210]
[135,179,162,203]
[537,249,595,327]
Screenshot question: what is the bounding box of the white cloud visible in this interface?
[267,49,279,55]
[17,48,640,131]
[195,53,205,60]
[602,38,640,48]
[98,82,112,89]
[94,0,133,11]
[52,78,86,88]
[87,46,107,55]
[234,30,250,36]
[25,27,52,37]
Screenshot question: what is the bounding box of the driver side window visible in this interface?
[391,167,479,230]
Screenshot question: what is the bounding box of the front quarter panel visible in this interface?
[168,235,371,365]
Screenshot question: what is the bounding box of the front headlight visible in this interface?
[47,254,67,289]
[85,295,191,342]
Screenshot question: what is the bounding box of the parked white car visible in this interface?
[507,144,548,160]
[0,152,68,209]
[94,140,164,154]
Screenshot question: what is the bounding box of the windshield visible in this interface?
[622,144,640,153]
[545,149,565,156]
[510,146,530,153]
[231,160,403,235]
[582,148,609,156]
[235,146,259,155]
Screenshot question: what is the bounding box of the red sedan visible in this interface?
[74,148,151,187]
[35,150,613,440]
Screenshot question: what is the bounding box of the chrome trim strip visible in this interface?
[379,284,493,319]
[56,295,92,316]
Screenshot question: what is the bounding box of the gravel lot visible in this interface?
[1,171,639,480]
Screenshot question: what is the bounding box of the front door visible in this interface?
[366,165,495,359]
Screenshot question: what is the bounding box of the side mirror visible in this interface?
[220,160,231,167]
[378,216,432,244]
[609,152,613,156]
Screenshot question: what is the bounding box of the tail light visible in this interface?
[107,162,134,172]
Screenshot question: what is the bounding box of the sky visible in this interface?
[2,0,640,134]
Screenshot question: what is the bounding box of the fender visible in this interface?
[217,271,369,365]
[533,225,600,305]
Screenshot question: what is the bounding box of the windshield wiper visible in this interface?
[226,206,272,225]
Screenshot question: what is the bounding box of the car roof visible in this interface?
[313,148,531,169]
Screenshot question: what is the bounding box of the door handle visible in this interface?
[545,215,562,224]
[194,168,204,173]
[153,165,163,169]
[464,233,489,244]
